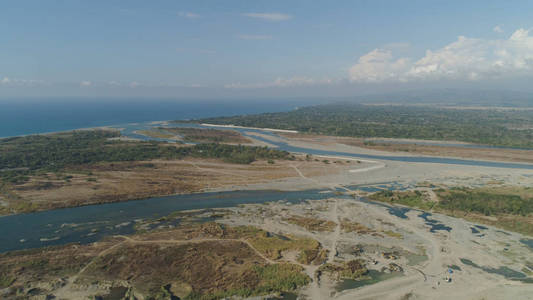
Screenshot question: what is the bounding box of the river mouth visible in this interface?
[117,121,533,170]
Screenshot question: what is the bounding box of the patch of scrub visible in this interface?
[266,292,298,300]
[336,270,403,292]
[460,258,528,281]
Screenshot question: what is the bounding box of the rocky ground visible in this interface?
[2,192,532,300]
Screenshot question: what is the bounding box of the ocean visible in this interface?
[0,98,319,138]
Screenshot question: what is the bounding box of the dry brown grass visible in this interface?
[286,215,337,232]
[2,156,349,214]
[0,223,312,299]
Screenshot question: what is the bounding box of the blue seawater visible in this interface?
[0,98,314,138]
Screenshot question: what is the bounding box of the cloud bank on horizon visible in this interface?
[2,1,533,97]
[349,28,533,83]
[4,27,533,92]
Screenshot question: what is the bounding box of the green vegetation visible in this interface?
[186,264,309,300]
[160,127,251,144]
[436,187,533,216]
[0,274,15,289]
[370,190,434,210]
[318,259,369,280]
[383,230,403,239]
[370,187,533,236]
[136,129,177,139]
[0,130,292,184]
[238,226,322,262]
[194,104,533,148]
[340,220,374,234]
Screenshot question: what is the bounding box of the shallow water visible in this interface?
[0,189,329,253]
[356,197,411,219]
[460,258,527,280]
[521,239,533,251]
[418,212,452,233]
[406,253,429,266]
[201,125,533,170]
[335,270,403,292]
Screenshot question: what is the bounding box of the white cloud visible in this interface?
[178,11,200,19]
[225,77,333,89]
[237,34,272,40]
[102,81,205,88]
[349,28,533,83]
[0,76,44,86]
[80,80,92,87]
[242,12,292,21]
[349,49,411,82]
[493,25,504,33]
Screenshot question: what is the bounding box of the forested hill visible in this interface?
[194,104,533,149]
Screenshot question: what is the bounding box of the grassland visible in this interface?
[0,223,314,299]
[286,215,337,232]
[318,259,369,280]
[161,127,252,144]
[369,190,435,211]
[0,130,291,182]
[136,129,178,139]
[0,130,299,215]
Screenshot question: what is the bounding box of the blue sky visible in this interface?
[1,0,533,98]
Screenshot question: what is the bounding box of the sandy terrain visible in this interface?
[219,195,533,300]
[279,132,533,163]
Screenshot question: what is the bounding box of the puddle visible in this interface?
[460,258,528,281]
[336,270,403,292]
[406,253,429,266]
[418,212,452,233]
[357,197,410,219]
[520,239,533,251]
[449,264,462,271]
[387,207,411,219]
